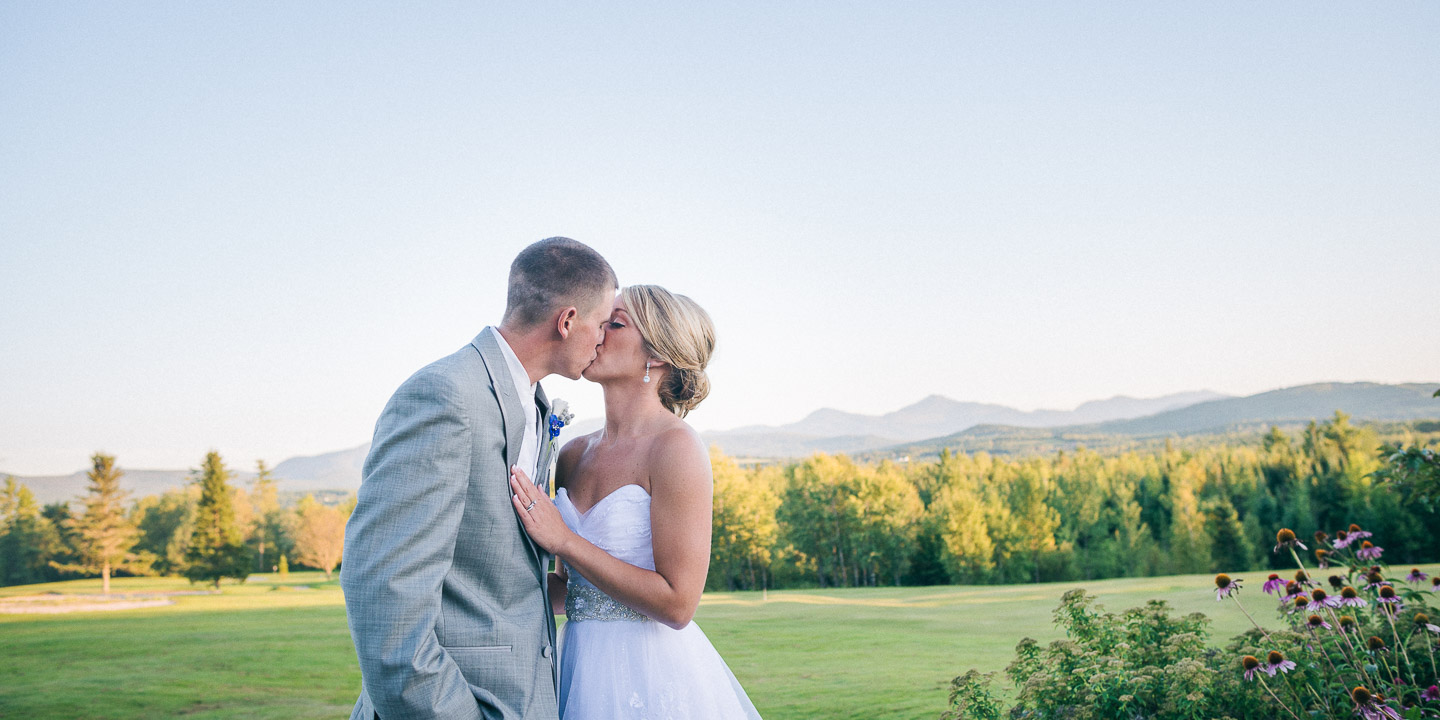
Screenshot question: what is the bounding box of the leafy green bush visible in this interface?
[944,523,1440,719]
[943,589,1268,719]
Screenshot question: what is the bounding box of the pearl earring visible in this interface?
[643,363,651,384]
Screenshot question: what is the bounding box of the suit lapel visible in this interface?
[472,328,544,575]
[534,383,554,493]
[473,328,528,471]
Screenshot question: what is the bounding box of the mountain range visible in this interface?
[6,382,1435,505]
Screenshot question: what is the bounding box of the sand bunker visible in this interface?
[0,591,213,614]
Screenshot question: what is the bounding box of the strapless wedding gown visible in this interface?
[555,485,762,720]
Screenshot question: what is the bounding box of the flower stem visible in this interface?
[1325,608,1377,690]
[1257,676,1304,720]
[1230,595,1272,641]
[1288,547,1309,578]
[1305,624,1353,690]
[1381,610,1415,685]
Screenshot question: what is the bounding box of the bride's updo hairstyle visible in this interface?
[621,285,715,419]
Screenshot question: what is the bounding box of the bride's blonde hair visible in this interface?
[621,285,715,418]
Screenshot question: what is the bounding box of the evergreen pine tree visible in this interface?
[51,454,143,593]
[249,459,282,573]
[0,479,63,586]
[184,451,252,589]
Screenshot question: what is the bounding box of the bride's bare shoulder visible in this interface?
[645,421,711,489]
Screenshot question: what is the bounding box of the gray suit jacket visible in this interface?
[342,328,559,720]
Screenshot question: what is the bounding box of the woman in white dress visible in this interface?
[509,284,762,720]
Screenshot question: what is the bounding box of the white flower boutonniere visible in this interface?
[547,399,574,455]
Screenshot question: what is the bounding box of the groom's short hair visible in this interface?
[503,237,618,328]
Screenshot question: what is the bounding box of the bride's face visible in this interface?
[583,296,650,384]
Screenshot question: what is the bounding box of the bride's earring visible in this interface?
[643,362,651,384]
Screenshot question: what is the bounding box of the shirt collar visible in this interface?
[489,326,537,407]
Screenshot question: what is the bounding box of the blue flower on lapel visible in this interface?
[548,400,574,441]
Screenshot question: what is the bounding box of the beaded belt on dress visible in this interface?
[565,583,650,622]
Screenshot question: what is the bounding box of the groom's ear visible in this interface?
[554,306,580,339]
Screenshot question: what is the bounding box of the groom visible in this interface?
[342,237,617,719]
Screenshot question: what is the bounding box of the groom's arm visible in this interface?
[342,369,486,720]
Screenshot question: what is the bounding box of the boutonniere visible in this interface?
[547,399,574,452]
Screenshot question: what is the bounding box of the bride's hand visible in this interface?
[510,467,573,556]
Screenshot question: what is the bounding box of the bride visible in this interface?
[508,284,762,720]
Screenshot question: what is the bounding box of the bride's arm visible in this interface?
[547,564,568,616]
[510,427,712,630]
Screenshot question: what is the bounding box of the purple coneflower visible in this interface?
[1406,568,1429,584]
[1329,574,1345,590]
[1262,650,1296,676]
[1315,548,1331,569]
[1282,581,1305,604]
[1339,586,1368,608]
[1310,588,1340,609]
[1307,613,1332,630]
[1314,530,1329,545]
[1274,528,1307,553]
[1262,573,1285,595]
[1357,541,1384,561]
[1294,569,1312,587]
[1432,577,1440,593]
[1240,654,1261,681]
[1348,523,1373,540]
[1334,530,1354,549]
[1416,613,1440,635]
[1377,585,1403,612]
[1422,685,1440,703]
[1291,596,1310,614]
[1339,615,1359,633]
[1352,686,1402,720]
[1215,573,1242,600]
[1367,635,1387,653]
[1364,572,1389,590]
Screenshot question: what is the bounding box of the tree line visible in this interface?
[0,451,349,591]
[4,412,1435,593]
[706,412,1440,591]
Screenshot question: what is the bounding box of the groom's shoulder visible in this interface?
[391,342,492,401]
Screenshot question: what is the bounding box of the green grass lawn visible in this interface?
[3,565,1436,719]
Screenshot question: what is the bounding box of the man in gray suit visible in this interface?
[342,237,617,719]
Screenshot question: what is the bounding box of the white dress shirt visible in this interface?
[489,327,540,482]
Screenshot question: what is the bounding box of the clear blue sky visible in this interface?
[2,3,1437,474]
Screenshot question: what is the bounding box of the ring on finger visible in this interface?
[525,499,537,512]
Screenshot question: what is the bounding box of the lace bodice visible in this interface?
[555,485,653,622]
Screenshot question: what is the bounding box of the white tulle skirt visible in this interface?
[558,618,762,720]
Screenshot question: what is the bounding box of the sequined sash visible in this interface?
[565,583,650,622]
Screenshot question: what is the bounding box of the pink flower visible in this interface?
[1421,685,1440,702]
[1241,655,1261,681]
[1352,686,1401,720]
[1377,586,1403,612]
[1262,573,1286,595]
[1215,574,1242,600]
[1338,586,1368,608]
[1274,528,1307,553]
[1357,541,1384,561]
[1405,568,1429,584]
[1336,525,1373,550]
[1262,651,1296,676]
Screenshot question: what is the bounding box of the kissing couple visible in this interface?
[341,237,762,719]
